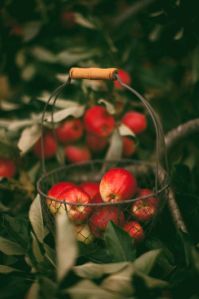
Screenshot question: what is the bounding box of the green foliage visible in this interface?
[104,221,136,262]
[1,0,199,298]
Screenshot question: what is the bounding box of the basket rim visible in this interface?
[37,159,169,207]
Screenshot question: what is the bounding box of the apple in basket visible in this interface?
[123,221,144,242]
[74,224,94,244]
[99,168,137,202]
[138,188,159,207]
[89,207,125,238]
[47,184,92,223]
[47,182,76,214]
[131,188,159,222]
[80,181,100,201]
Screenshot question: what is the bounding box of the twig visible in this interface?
[165,118,199,152]
[158,167,188,233]
[167,188,188,233]
[113,0,156,27]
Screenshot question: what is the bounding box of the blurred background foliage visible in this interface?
[1,0,199,298]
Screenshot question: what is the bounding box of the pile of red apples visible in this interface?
[33,105,147,163]
[0,70,146,179]
[47,167,159,244]
[33,69,147,163]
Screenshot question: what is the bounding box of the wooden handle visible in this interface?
[69,67,118,80]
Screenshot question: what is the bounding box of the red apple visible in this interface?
[10,24,23,36]
[64,145,91,163]
[48,182,75,197]
[122,111,147,135]
[131,199,157,222]
[114,69,132,89]
[47,181,75,214]
[84,106,115,138]
[74,224,94,244]
[56,119,83,144]
[89,207,125,238]
[0,158,16,178]
[92,193,103,203]
[33,133,57,159]
[60,186,92,223]
[100,168,137,202]
[61,11,76,28]
[123,221,144,242]
[138,188,159,207]
[86,134,108,153]
[122,137,136,157]
[80,182,99,201]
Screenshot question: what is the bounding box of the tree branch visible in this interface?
[165,118,199,152]
[158,167,188,233]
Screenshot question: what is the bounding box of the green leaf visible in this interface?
[118,123,136,137]
[0,130,19,158]
[40,277,56,299]
[23,21,42,42]
[65,279,123,299]
[179,232,199,272]
[104,222,136,262]
[31,233,44,263]
[190,246,199,273]
[133,249,161,275]
[38,92,77,108]
[0,276,29,298]
[31,47,56,63]
[0,119,34,131]
[0,202,9,212]
[133,272,168,289]
[0,265,21,274]
[74,13,96,29]
[44,244,56,267]
[56,213,78,281]
[56,146,65,165]
[101,264,135,296]
[73,262,129,279]
[82,79,107,92]
[21,64,36,81]
[0,100,20,111]
[56,48,99,65]
[105,129,123,161]
[0,237,25,255]
[45,106,85,123]
[98,99,116,115]
[32,47,99,65]
[29,195,44,243]
[3,215,30,249]
[18,125,41,155]
[28,162,40,182]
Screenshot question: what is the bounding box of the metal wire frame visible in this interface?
[36,70,170,235]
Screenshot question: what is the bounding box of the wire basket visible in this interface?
[37,67,169,244]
